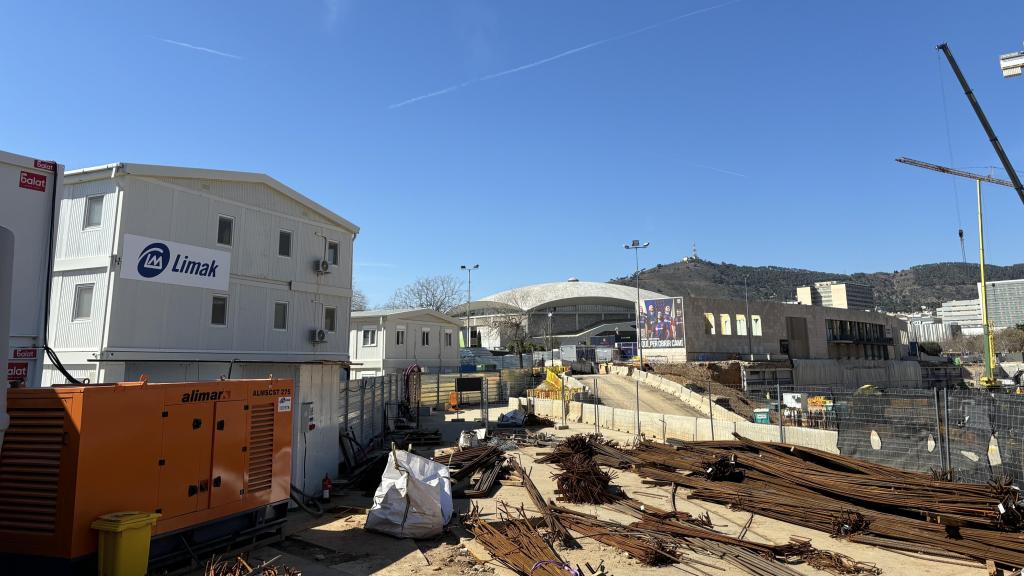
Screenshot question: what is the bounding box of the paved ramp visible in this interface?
[587,373,705,418]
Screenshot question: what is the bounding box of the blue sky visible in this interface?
[4,1,1024,305]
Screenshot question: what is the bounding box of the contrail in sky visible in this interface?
[691,163,748,178]
[156,38,244,60]
[389,0,741,109]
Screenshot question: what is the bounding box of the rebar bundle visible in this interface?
[552,454,619,504]
[629,435,1024,569]
[464,504,566,576]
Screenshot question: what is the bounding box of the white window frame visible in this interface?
[217,215,234,247]
[362,328,378,347]
[72,284,95,322]
[720,313,733,336]
[83,195,104,230]
[445,330,453,347]
[273,301,289,331]
[211,294,228,327]
[327,240,339,266]
[278,229,292,258]
[396,325,406,346]
[751,315,762,337]
[324,306,337,333]
[421,328,431,347]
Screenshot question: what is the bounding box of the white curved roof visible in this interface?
[451,281,669,314]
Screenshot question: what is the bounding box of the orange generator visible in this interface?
[0,378,293,574]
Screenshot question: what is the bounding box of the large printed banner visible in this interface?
[640,297,685,349]
[121,234,231,290]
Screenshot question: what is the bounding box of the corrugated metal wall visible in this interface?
[47,269,109,350]
[55,179,118,261]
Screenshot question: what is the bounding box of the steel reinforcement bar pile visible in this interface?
[433,445,502,481]
[630,436,1024,569]
[464,504,568,576]
[507,457,574,546]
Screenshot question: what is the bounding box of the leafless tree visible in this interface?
[385,274,464,312]
[995,326,1024,354]
[488,289,536,366]
[351,287,369,312]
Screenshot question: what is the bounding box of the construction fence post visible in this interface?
[933,387,945,471]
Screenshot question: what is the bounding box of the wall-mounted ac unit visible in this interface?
[310,329,327,344]
[314,259,331,274]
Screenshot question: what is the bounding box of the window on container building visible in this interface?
[751,315,762,336]
[720,314,732,335]
[327,241,339,265]
[83,196,103,229]
[421,329,431,346]
[217,215,233,246]
[445,330,453,347]
[324,306,337,332]
[273,302,288,330]
[396,327,406,345]
[362,329,377,346]
[278,230,292,257]
[211,295,228,326]
[72,284,94,321]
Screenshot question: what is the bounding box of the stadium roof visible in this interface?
[449,281,669,315]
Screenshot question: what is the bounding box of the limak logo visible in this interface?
[138,243,171,278]
[121,234,231,291]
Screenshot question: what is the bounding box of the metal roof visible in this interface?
[64,162,358,234]
[450,281,669,315]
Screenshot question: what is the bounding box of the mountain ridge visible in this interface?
[609,260,1024,312]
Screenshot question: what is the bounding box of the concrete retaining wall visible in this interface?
[508,396,838,453]
[606,365,747,423]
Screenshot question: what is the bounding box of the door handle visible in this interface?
[193,418,202,430]
[188,484,198,497]
[213,476,222,488]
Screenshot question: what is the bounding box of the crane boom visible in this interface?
[937,42,1024,206]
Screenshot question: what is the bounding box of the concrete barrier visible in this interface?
[513,396,838,453]
[606,365,747,423]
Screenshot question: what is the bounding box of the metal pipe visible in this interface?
[933,387,945,471]
[744,275,753,360]
[0,226,13,454]
[776,378,784,442]
[977,180,996,386]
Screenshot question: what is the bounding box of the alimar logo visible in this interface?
[138,242,171,278]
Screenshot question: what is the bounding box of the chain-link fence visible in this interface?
[338,374,405,463]
[738,383,1022,484]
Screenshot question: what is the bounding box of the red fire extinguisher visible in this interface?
[322,473,332,501]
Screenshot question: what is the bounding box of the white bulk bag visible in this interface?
[365,449,453,539]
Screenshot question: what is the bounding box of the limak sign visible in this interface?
[121,234,231,290]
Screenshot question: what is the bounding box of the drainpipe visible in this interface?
[0,226,14,455]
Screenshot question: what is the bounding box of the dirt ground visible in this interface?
[217,407,988,576]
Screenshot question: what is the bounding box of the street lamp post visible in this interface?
[460,265,479,355]
[744,275,753,361]
[624,239,649,438]
[460,264,482,426]
[547,311,553,364]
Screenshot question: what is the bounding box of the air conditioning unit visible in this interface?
[313,259,331,274]
[310,329,327,344]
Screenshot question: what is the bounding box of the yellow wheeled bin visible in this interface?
[90,512,161,576]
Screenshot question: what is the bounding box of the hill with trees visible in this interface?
[610,259,1024,312]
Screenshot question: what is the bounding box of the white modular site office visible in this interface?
[44,162,359,492]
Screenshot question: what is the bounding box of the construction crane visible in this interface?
[896,157,1001,387]
[894,43,1023,389]
[936,43,1024,207]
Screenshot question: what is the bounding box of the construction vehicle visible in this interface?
[0,377,293,574]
